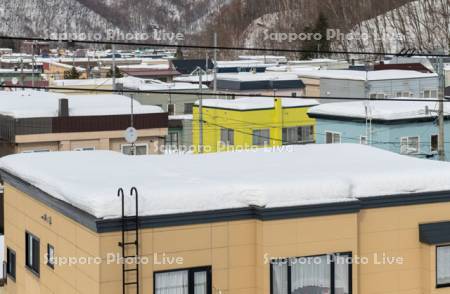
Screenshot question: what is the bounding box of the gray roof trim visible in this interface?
[1,171,100,232]
[3,169,450,234]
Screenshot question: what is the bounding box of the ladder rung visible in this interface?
[123,227,138,232]
[123,255,137,259]
[124,268,137,272]
[119,241,137,247]
[124,282,138,286]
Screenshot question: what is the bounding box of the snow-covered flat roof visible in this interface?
[292,69,438,81]
[2,144,450,219]
[122,77,207,91]
[217,72,300,82]
[196,97,319,110]
[308,99,444,120]
[0,90,163,118]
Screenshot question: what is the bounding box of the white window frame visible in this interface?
[73,147,96,151]
[220,128,235,146]
[400,136,420,154]
[167,103,176,115]
[369,93,387,99]
[325,131,341,144]
[437,245,450,288]
[422,89,438,98]
[252,129,271,146]
[360,136,368,145]
[431,134,439,153]
[121,143,149,155]
[22,149,50,153]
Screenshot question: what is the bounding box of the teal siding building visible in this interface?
[308,100,450,160]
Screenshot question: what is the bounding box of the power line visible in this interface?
[1,35,450,57]
[2,84,450,103]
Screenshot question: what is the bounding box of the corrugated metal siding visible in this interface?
[52,113,168,133]
[2,113,168,140]
[0,115,15,142]
[16,118,53,135]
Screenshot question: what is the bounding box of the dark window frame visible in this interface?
[6,247,16,281]
[47,244,55,269]
[436,245,450,288]
[153,266,212,294]
[25,231,40,277]
[269,252,352,294]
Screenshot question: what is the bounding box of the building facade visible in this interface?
[3,157,450,294]
[293,69,439,102]
[308,100,450,160]
[192,98,318,153]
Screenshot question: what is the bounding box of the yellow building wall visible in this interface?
[192,99,316,153]
[5,183,450,294]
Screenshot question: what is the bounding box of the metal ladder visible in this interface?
[118,187,140,294]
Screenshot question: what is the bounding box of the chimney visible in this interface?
[58,99,69,117]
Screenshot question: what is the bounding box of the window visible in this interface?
[168,104,176,115]
[220,128,234,145]
[47,244,55,269]
[22,149,50,153]
[6,248,16,280]
[121,144,148,156]
[271,253,352,294]
[369,93,386,99]
[253,129,270,146]
[326,132,341,144]
[282,126,315,145]
[360,136,368,145]
[154,267,211,294]
[395,91,413,98]
[25,232,40,275]
[73,147,95,151]
[437,246,450,287]
[400,136,419,154]
[166,132,179,149]
[184,103,194,114]
[431,135,439,153]
[422,89,438,98]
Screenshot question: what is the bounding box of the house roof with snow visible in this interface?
[195,97,319,111]
[308,99,449,123]
[2,144,450,232]
[0,90,163,118]
[292,69,438,81]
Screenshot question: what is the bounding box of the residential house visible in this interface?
[0,90,168,156]
[293,69,439,101]
[3,144,450,293]
[308,99,450,159]
[215,72,306,97]
[42,61,87,80]
[192,97,318,153]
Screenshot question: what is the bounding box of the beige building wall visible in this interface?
[302,78,320,97]
[12,128,167,155]
[4,183,450,294]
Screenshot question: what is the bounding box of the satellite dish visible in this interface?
[11,77,18,85]
[125,127,138,144]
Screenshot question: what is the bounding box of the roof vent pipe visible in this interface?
[58,98,69,117]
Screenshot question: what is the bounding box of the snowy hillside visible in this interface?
[343,0,450,53]
[0,0,230,41]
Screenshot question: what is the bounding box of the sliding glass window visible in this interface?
[271,253,352,294]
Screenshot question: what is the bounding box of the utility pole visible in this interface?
[438,54,446,161]
[112,44,116,91]
[31,41,36,87]
[198,67,204,154]
[213,32,218,96]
